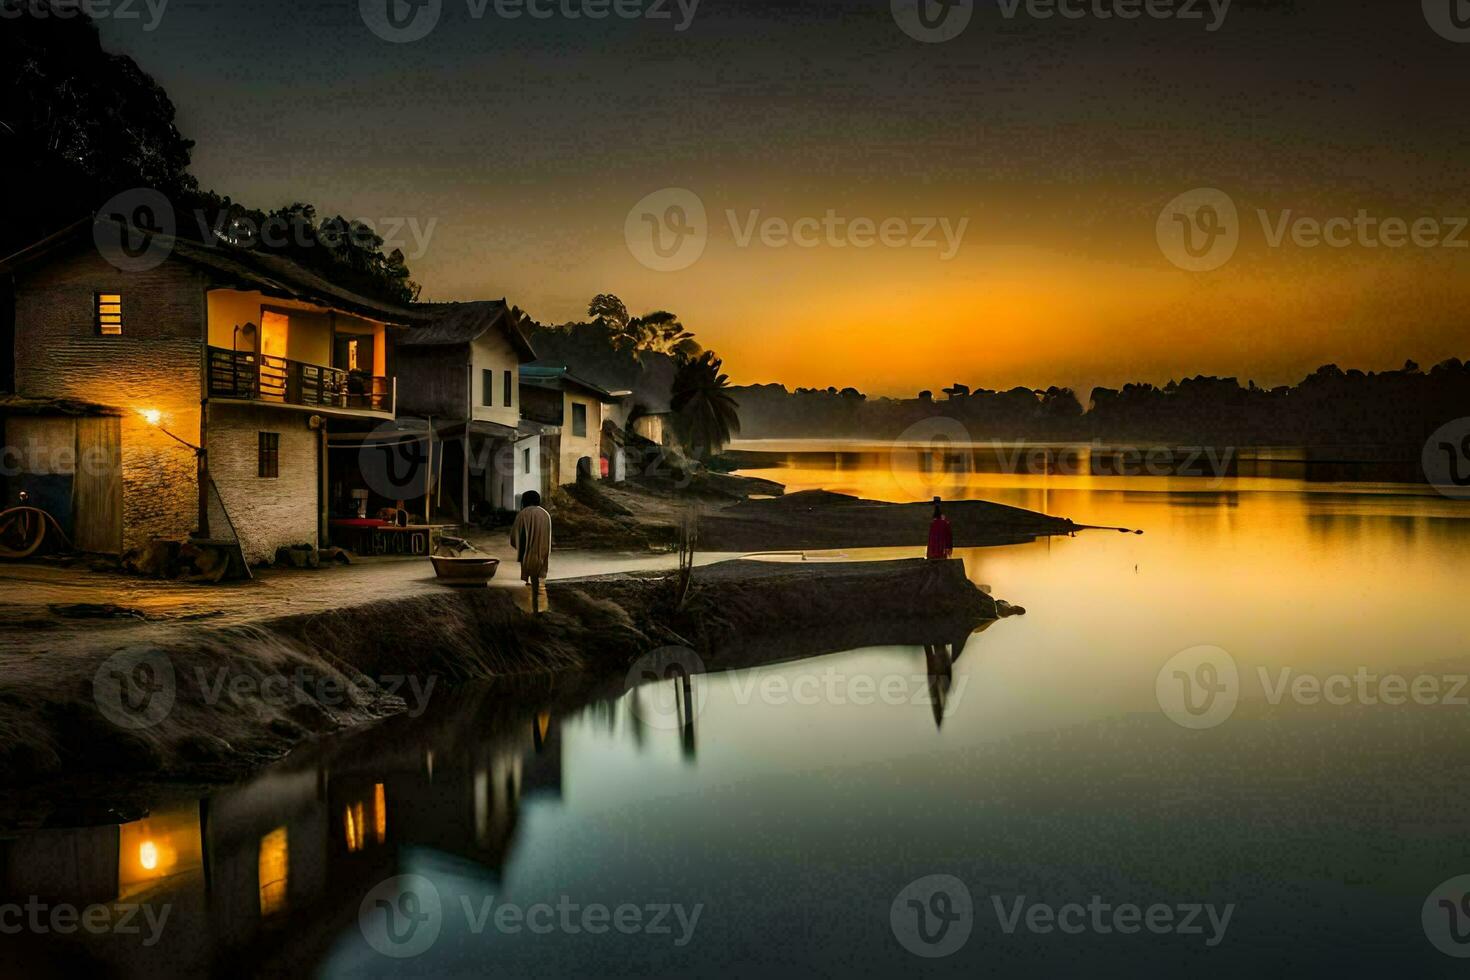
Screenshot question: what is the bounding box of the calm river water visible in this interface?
[5,441,1469,977]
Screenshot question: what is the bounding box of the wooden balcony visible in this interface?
[207,346,394,415]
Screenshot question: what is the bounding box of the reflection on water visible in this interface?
[5,443,1470,978]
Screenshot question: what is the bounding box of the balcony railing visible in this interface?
[207,346,393,414]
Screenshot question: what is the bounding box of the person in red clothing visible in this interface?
[926,496,953,559]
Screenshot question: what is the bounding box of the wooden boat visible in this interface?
[429,554,500,586]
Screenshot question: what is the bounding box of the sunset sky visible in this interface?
[98,0,1469,398]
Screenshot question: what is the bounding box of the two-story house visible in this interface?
[0,218,413,562]
[393,301,548,519]
[519,364,625,485]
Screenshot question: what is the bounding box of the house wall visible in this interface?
[12,244,204,551]
[633,414,667,446]
[396,344,467,419]
[557,392,603,485]
[512,433,543,507]
[469,330,520,429]
[518,384,563,428]
[205,403,319,563]
[206,291,387,374]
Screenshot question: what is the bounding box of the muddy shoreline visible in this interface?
[555,472,1079,551]
[0,557,999,830]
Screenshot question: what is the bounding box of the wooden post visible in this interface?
[461,431,471,525]
[196,399,210,538]
[317,422,328,548]
[424,417,433,524]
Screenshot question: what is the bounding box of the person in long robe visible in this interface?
[926,496,953,559]
[510,490,552,610]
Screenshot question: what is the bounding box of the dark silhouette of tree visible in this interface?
[566,296,696,357]
[0,2,419,305]
[672,352,741,461]
[587,294,630,331]
[729,358,1470,452]
[628,310,694,355]
[0,1,196,253]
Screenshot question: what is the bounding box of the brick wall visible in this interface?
[12,244,205,551]
[207,404,319,563]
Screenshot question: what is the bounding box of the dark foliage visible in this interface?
[0,1,417,306]
[672,352,741,461]
[731,359,1470,450]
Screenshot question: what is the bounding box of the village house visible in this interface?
[387,300,551,521]
[518,364,625,485]
[0,218,417,562]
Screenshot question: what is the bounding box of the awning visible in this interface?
[327,416,535,448]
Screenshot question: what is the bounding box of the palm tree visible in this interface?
[671,352,741,461]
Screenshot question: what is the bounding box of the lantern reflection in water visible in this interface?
[258,827,289,917]
[344,783,388,853]
[117,802,204,900]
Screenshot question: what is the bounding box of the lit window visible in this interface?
[346,338,359,371]
[96,293,122,335]
[258,432,280,478]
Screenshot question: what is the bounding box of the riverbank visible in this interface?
[0,556,1000,829]
[554,472,1079,550]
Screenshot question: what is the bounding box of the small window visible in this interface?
[504,370,513,407]
[572,402,587,437]
[96,293,122,335]
[258,432,280,478]
[522,448,531,474]
[482,369,494,407]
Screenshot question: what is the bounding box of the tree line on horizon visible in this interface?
[728,358,1470,449]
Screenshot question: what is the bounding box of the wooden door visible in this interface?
[73,416,122,554]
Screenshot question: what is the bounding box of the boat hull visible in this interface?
[430,555,501,586]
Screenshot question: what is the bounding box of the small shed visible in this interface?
[0,394,123,553]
